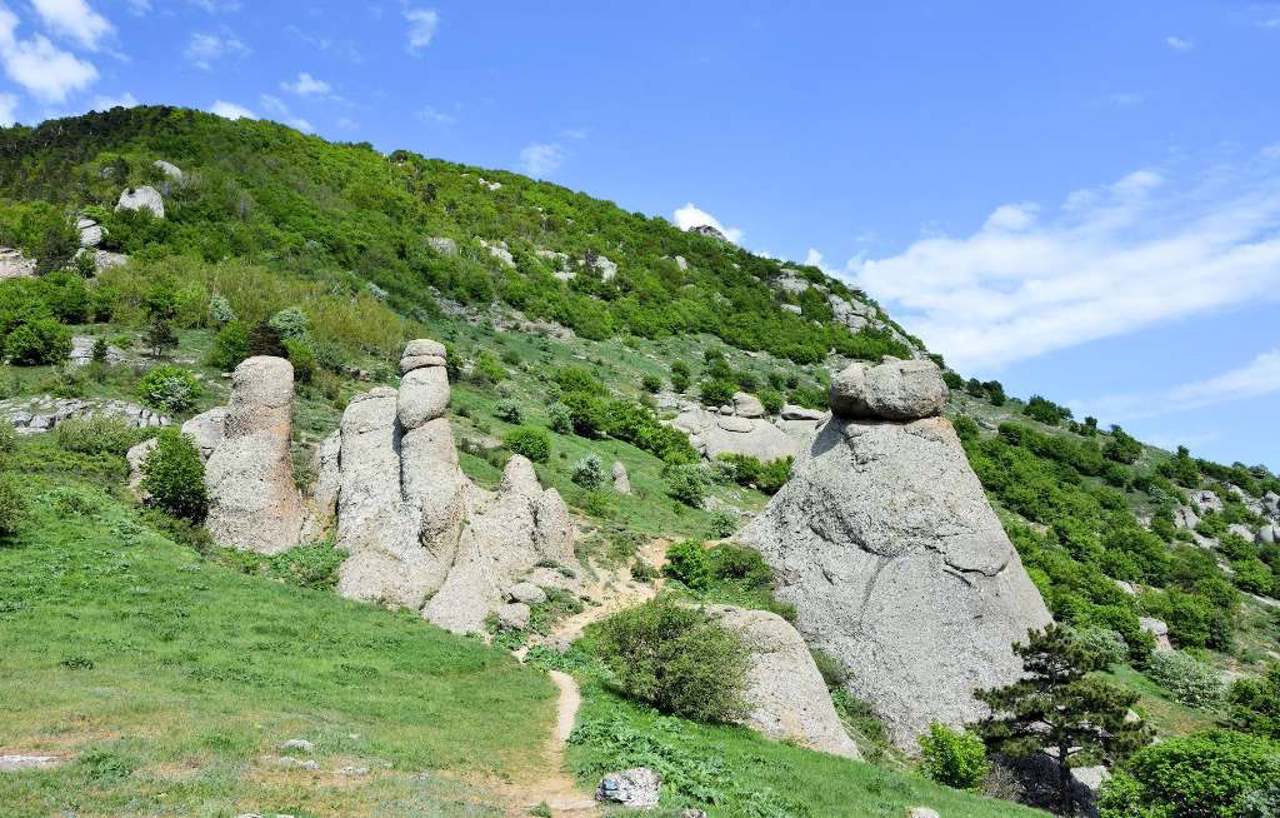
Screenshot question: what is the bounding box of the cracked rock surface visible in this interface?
[736,361,1050,750]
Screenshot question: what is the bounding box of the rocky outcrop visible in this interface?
[735,358,1051,750]
[478,238,515,268]
[332,340,576,633]
[116,186,165,219]
[426,236,458,256]
[204,357,309,554]
[0,247,36,279]
[2,395,168,434]
[154,160,184,180]
[1139,617,1173,652]
[596,768,660,808]
[707,605,861,759]
[77,217,104,248]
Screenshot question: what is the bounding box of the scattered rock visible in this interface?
[736,374,1051,750]
[679,810,707,818]
[116,185,165,219]
[0,754,63,772]
[612,460,631,495]
[1139,617,1173,652]
[595,768,660,808]
[780,303,803,314]
[338,765,369,776]
[829,358,948,421]
[507,581,547,605]
[588,253,618,281]
[279,739,314,752]
[203,357,309,554]
[496,601,531,630]
[1188,489,1223,516]
[906,809,940,818]
[76,217,104,248]
[707,605,861,759]
[478,238,515,268]
[0,247,37,279]
[426,236,458,256]
[270,756,319,771]
[775,269,811,295]
[1113,579,1137,596]
[674,255,688,271]
[689,223,728,242]
[733,391,766,418]
[69,335,125,366]
[1258,525,1276,545]
[1228,523,1255,541]
[1,395,167,434]
[1172,504,1200,530]
[153,159,184,180]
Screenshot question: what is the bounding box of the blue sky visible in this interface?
[1,1,1278,468]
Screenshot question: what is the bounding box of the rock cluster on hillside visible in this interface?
[672,392,814,463]
[736,357,1052,750]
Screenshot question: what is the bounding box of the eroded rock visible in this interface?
[116,185,165,219]
[829,358,948,421]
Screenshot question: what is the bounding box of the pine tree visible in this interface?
[974,624,1150,815]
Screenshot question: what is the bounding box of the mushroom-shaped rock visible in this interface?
[116,186,165,219]
[829,358,948,420]
[707,604,861,759]
[204,357,307,553]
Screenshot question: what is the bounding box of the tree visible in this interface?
[975,625,1150,815]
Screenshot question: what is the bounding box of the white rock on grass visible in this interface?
[116,185,164,219]
[595,768,660,808]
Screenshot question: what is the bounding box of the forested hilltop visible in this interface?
[0,107,1275,818]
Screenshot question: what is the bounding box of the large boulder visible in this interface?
[829,358,948,421]
[736,362,1050,750]
[203,357,308,554]
[673,406,799,463]
[116,185,164,219]
[707,605,861,759]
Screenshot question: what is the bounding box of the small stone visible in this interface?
[506,582,547,605]
[906,809,940,818]
[272,756,319,771]
[612,460,631,495]
[595,767,660,808]
[496,601,531,630]
[279,739,314,753]
[0,754,63,772]
[338,765,369,776]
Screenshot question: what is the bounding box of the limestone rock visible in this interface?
[182,407,228,460]
[781,404,826,421]
[612,460,631,495]
[708,605,861,759]
[1228,523,1255,542]
[589,253,618,281]
[126,437,157,497]
[2,395,167,434]
[479,238,515,268]
[154,160,184,180]
[733,391,766,418]
[0,754,64,772]
[496,601,531,630]
[673,406,799,463]
[77,217,104,248]
[1172,505,1200,530]
[0,247,36,280]
[399,354,446,374]
[203,357,307,554]
[507,581,547,605]
[1188,489,1223,516]
[1258,525,1276,546]
[830,358,947,421]
[69,335,124,367]
[404,338,447,358]
[397,365,450,429]
[116,185,164,219]
[736,412,1051,750]
[1140,617,1173,652]
[595,768,660,808]
[674,255,688,271]
[426,236,458,255]
[906,809,940,818]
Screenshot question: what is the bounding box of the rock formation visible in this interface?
[673,403,800,463]
[707,605,861,759]
[116,186,165,219]
[5,395,167,435]
[611,460,631,494]
[735,357,1052,750]
[330,340,576,633]
[0,247,36,280]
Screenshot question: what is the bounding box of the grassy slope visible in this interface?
[0,464,554,818]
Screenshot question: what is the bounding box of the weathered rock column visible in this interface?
[204,356,307,554]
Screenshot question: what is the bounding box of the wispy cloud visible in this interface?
[259,93,313,133]
[209,99,254,119]
[0,91,17,125]
[0,6,98,102]
[417,105,456,125]
[845,156,1280,371]
[90,90,137,110]
[31,0,113,51]
[1103,91,1144,108]
[404,7,438,53]
[672,203,744,244]
[519,142,563,177]
[280,71,329,96]
[1086,349,1280,422]
[184,29,248,70]
[189,0,240,12]
[1165,35,1194,51]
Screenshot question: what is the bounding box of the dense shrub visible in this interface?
[1146,651,1224,708]
[592,597,748,723]
[267,306,309,340]
[1227,665,1280,739]
[1105,426,1144,464]
[699,378,735,407]
[919,722,989,790]
[136,365,201,413]
[206,321,251,370]
[494,399,524,424]
[663,539,711,589]
[707,543,772,588]
[1024,395,1073,425]
[55,415,142,456]
[571,453,605,490]
[0,474,27,537]
[664,463,710,507]
[1069,625,1129,669]
[640,374,662,393]
[141,429,207,521]
[716,453,793,495]
[503,426,550,463]
[5,318,71,365]
[546,401,572,434]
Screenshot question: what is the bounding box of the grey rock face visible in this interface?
[496,601,531,630]
[708,605,861,759]
[673,406,799,463]
[116,185,165,219]
[479,238,515,268]
[204,357,308,554]
[426,236,458,255]
[612,460,631,495]
[830,358,948,421]
[595,768,660,808]
[1172,504,1200,530]
[589,253,618,281]
[77,217,104,248]
[507,581,547,605]
[154,160,184,180]
[1258,525,1276,545]
[736,412,1051,750]
[2,395,167,434]
[1188,489,1223,516]
[1139,617,1173,652]
[0,247,37,279]
[69,335,125,367]
[781,404,826,421]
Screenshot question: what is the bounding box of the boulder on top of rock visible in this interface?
[736,384,1050,750]
[733,391,766,418]
[116,186,164,219]
[76,217,104,248]
[829,358,948,421]
[203,356,308,554]
[707,604,861,759]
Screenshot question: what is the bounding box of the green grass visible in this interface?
[0,471,555,818]
[566,682,1046,818]
[1103,665,1220,737]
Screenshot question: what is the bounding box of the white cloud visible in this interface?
[672,203,744,244]
[189,0,240,12]
[1165,35,1194,51]
[90,90,137,110]
[126,0,150,14]
[281,71,329,96]
[519,142,563,177]
[0,6,98,102]
[0,91,17,125]
[404,7,438,52]
[983,202,1039,231]
[1087,349,1280,422]
[848,159,1280,371]
[258,93,313,133]
[31,0,113,51]
[417,105,455,125]
[209,99,254,119]
[184,30,248,70]
[804,248,825,268]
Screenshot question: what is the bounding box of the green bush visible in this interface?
[664,463,710,507]
[503,426,550,463]
[55,415,142,457]
[758,388,784,415]
[282,337,316,383]
[267,305,310,339]
[664,539,711,589]
[1069,625,1129,669]
[918,722,989,790]
[592,597,748,723]
[571,453,605,490]
[5,318,71,365]
[1146,651,1224,708]
[546,401,573,434]
[494,399,524,424]
[1099,731,1280,818]
[206,320,251,370]
[707,543,772,589]
[640,374,662,394]
[1227,665,1280,739]
[141,429,207,521]
[136,365,202,413]
[717,453,793,495]
[0,474,27,537]
[699,378,736,407]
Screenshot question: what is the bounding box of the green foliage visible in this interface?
[664,539,712,590]
[706,543,772,589]
[664,463,710,507]
[494,399,524,424]
[206,320,251,370]
[503,426,550,463]
[546,401,572,434]
[1024,395,1073,425]
[281,337,316,383]
[570,452,605,490]
[1069,625,1130,669]
[267,306,309,340]
[699,378,736,407]
[0,473,27,537]
[54,415,142,457]
[136,364,202,413]
[919,722,990,791]
[1227,665,1280,739]
[640,374,662,394]
[1099,731,1280,818]
[716,453,792,495]
[4,317,71,365]
[1146,651,1224,708]
[140,429,207,521]
[1105,426,1144,465]
[592,597,748,723]
[208,292,236,325]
